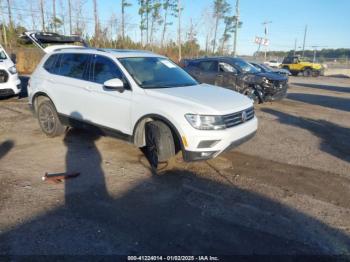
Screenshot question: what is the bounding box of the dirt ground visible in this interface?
[0,76,349,256]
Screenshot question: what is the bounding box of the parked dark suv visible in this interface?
[181,57,288,103]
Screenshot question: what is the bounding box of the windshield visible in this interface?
[0,51,7,60]
[257,63,273,72]
[231,59,259,74]
[119,57,198,89]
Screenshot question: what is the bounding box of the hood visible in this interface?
[255,71,288,81]
[0,57,15,69]
[144,83,253,114]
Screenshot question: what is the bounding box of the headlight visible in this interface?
[185,114,226,130]
[262,77,270,84]
[8,66,17,74]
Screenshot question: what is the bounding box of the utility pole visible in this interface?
[293,38,297,56]
[52,0,57,32]
[68,0,72,34]
[121,0,125,40]
[6,0,13,30]
[311,45,327,63]
[302,25,307,57]
[262,20,272,61]
[93,0,99,43]
[178,0,182,61]
[232,0,239,57]
[40,0,45,31]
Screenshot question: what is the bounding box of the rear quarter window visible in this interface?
[43,54,59,73]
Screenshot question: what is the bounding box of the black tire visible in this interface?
[312,70,320,77]
[145,121,175,168]
[291,72,299,76]
[37,98,65,137]
[303,68,312,77]
[243,87,260,104]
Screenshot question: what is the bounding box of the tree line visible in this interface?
[258,48,350,62]
[0,0,241,61]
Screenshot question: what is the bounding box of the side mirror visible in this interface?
[10,53,16,64]
[103,78,125,93]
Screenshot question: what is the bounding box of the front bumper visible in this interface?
[183,130,257,161]
[0,76,21,96]
[182,116,258,162]
[262,82,288,101]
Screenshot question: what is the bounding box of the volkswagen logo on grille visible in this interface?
[241,110,247,122]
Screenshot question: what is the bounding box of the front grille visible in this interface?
[0,70,8,83]
[273,80,287,89]
[223,107,254,128]
[0,88,14,96]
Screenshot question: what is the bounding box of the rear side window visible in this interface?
[187,61,200,68]
[199,61,218,72]
[43,54,59,73]
[58,53,90,80]
[92,55,123,84]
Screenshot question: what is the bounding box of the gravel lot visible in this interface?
[0,76,349,256]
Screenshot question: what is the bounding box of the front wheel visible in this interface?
[303,68,312,77]
[37,98,65,137]
[243,87,262,104]
[145,121,176,169]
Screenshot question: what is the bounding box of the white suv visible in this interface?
[0,45,21,97]
[28,47,257,165]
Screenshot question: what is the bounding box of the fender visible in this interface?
[31,91,57,114]
[133,114,184,152]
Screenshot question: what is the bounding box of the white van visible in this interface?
[0,45,21,97]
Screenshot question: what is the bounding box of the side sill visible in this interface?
[58,113,133,143]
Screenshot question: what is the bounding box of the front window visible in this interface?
[231,59,259,74]
[119,57,198,89]
[0,51,7,60]
[219,62,237,73]
[256,63,273,72]
[92,55,124,84]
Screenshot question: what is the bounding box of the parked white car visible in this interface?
[28,47,257,166]
[263,60,281,68]
[0,45,21,97]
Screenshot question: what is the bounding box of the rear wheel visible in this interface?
[37,98,65,137]
[303,68,312,77]
[145,121,176,169]
[312,70,320,77]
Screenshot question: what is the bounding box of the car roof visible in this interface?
[186,56,244,62]
[51,47,163,58]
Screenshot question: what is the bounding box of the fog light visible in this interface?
[201,151,215,157]
[197,140,220,148]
